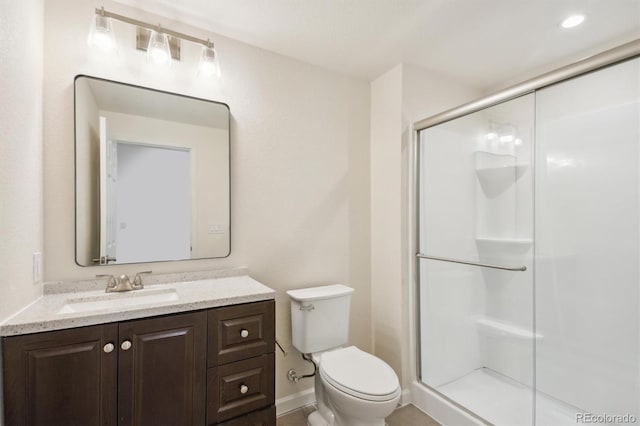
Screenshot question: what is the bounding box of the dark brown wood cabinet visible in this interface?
[207,301,275,426]
[118,311,207,426]
[208,301,275,366]
[3,323,118,426]
[207,354,275,424]
[2,300,275,426]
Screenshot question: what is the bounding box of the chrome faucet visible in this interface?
[97,271,152,293]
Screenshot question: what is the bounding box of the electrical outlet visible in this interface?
[33,252,42,284]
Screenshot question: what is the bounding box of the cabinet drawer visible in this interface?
[208,300,275,366]
[207,353,275,424]
[217,405,275,426]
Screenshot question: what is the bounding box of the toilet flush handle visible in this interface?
[299,304,315,311]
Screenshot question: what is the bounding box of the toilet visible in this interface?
[287,284,401,426]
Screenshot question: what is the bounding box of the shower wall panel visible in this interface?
[535,57,640,418]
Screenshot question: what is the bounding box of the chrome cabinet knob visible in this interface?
[240,384,249,394]
[240,329,249,338]
[103,343,115,353]
[121,340,132,351]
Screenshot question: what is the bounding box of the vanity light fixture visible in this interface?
[88,7,220,77]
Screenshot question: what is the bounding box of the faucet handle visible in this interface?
[96,274,118,291]
[132,271,152,288]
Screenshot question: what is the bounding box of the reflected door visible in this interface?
[417,94,535,425]
[115,142,191,264]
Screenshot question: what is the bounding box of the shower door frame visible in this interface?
[410,39,640,423]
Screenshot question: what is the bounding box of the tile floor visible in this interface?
[277,403,440,426]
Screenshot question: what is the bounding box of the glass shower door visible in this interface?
[534,57,640,423]
[417,94,535,425]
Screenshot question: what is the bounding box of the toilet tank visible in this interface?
[287,284,354,354]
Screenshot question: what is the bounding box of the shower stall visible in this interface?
[414,40,640,425]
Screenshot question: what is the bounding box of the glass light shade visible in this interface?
[198,46,221,78]
[87,14,116,52]
[147,30,171,67]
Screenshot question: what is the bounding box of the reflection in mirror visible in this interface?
[75,76,230,266]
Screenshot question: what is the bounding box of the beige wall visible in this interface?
[0,0,44,322]
[0,2,43,422]
[43,0,371,402]
[370,63,480,389]
[370,65,404,380]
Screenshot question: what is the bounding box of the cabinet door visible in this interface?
[2,324,118,426]
[117,311,206,426]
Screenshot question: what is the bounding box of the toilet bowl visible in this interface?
[310,346,400,426]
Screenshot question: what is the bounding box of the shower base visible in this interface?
[437,368,582,425]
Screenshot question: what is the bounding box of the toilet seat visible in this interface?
[319,346,400,402]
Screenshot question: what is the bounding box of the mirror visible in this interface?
[74,75,230,266]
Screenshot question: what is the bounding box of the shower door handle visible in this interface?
[416,254,527,272]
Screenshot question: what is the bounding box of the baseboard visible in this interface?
[276,387,316,416]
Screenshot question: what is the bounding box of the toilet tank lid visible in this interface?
[287,284,354,302]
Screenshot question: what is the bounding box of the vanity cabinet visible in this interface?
[2,300,275,426]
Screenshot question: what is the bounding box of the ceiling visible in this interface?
[114,0,640,89]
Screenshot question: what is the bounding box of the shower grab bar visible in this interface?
[416,254,527,272]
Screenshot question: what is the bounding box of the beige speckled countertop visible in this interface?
[1,272,275,337]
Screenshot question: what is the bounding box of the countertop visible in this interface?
[0,273,275,337]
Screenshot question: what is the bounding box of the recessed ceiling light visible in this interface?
[561,14,585,29]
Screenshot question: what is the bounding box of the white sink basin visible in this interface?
[57,288,179,315]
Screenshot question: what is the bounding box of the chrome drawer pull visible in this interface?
[240,384,249,394]
[121,340,132,351]
[103,343,115,353]
[240,329,249,338]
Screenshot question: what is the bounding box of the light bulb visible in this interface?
[147,30,171,67]
[561,14,585,29]
[88,13,116,52]
[198,45,220,78]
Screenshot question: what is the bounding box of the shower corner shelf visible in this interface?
[474,151,529,194]
[475,316,543,341]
